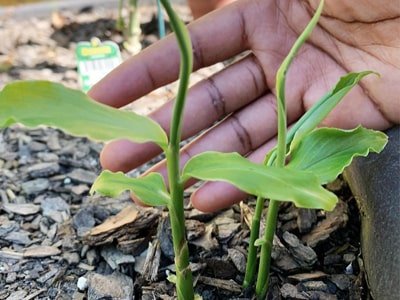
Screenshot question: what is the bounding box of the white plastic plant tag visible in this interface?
[76,37,122,92]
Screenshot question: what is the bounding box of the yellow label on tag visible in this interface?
[80,46,112,57]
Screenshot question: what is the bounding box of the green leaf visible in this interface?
[0,81,168,149]
[91,171,170,206]
[289,71,377,150]
[182,151,338,210]
[288,126,388,184]
[167,273,177,284]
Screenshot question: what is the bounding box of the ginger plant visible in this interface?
[0,1,387,299]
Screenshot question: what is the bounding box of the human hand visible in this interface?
[89,0,399,212]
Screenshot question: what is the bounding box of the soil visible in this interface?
[0,3,371,300]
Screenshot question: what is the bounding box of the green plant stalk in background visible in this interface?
[124,0,142,53]
[161,0,194,299]
[157,0,166,38]
[116,0,125,31]
[255,1,324,298]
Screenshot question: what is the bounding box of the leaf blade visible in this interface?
[0,81,168,148]
[289,71,377,150]
[288,126,388,184]
[91,171,170,207]
[182,151,338,211]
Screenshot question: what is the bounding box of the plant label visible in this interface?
[76,38,122,92]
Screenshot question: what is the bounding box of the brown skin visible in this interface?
[187,0,236,19]
[89,0,400,212]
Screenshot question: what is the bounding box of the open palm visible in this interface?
[89,0,399,211]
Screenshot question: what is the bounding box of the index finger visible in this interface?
[88,0,250,107]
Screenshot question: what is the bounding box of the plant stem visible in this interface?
[116,0,125,31]
[161,0,194,299]
[243,195,265,287]
[255,2,324,299]
[255,199,280,297]
[125,0,141,54]
[166,149,194,300]
[157,0,166,38]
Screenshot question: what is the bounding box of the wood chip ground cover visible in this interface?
[0,4,369,300]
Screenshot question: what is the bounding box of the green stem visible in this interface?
[116,0,125,31]
[243,152,274,287]
[125,0,141,53]
[255,199,280,297]
[167,150,194,300]
[161,0,194,299]
[243,195,265,287]
[255,2,324,299]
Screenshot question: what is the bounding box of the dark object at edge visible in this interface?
[345,126,400,300]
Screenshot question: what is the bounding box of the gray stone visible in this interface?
[307,291,337,300]
[343,253,356,264]
[63,252,80,265]
[344,126,400,300]
[297,209,317,233]
[283,231,317,266]
[28,141,47,152]
[37,152,59,162]
[67,168,97,184]
[228,248,246,273]
[2,203,40,215]
[21,178,50,194]
[280,283,307,299]
[5,230,31,245]
[329,274,352,291]
[41,197,70,223]
[72,207,95,236]
[27,162,60,177]
[5,272,17,283]
[6,290,28,300]
[37,267,59,284]
[86,249,98,266]
[0,220,19,237]
[301,280,328,292]
[87,272,134,300]
[100,246,135,270]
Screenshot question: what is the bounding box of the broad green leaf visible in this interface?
[182,151,338,210]
[289,71,377,150]
[0,81,168,149]
[91,171,170,206]
[288,126,388,184]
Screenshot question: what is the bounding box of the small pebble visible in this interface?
[6,272,17,284]
[329,274,352,291]
[63,252,80,265]
[86,249,98,266]
[301,280,328,292]
[280,283,307,299]
[21,178,50,195]
[343,253,356,264]
[345,263,353,275]
[77,276,88,291]
[6,290,28,300]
